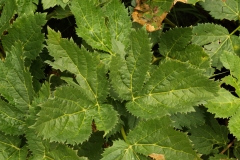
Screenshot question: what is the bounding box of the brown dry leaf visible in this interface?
[132,0,172,32]
[149,153,165,160]
[132,0,189,32]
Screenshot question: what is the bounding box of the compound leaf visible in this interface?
[110,27,218,119]
[102,116,200,160]
[33,27,118,144]
[200,0,239,21]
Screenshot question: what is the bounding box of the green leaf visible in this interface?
[206,52,240,141]
[47,6,72,20]
[104,0,132,48]
[220,51,240,96]
[0,132,28,159]
[110,28,218,119]
[76,131,104,160]
[192,23,238,68]
[200,0,239,21]
[17,0,38,15]
[159,27,192,57]
[33,28,118,144]
[205,88,240,118]
[110,28,152,100]
[70,0,111,52]
[46,27,109,102]
[28,139,83,160]
[228,110,240,141]
[70,0,131,53]
[0,99,25,135]
[170,44,210,71]
[0,42,34,112]
[2,13,46,60]
[189,113,229,155]
[30,56,46,92]
[160,28,210,70]
[0,0,16,35]
[186,0,205,4]
[171,107,205,129]
[209,154,230,160]
[102,117,200,160]
[42,0,68,9]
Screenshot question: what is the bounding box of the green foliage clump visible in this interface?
[0,0,240,159]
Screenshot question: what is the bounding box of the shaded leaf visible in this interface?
[189,114,229,155]
[171,107,205,129]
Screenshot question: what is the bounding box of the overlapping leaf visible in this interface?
[70,0,131,53]
[0,42,34,112]
[0,0,16,35]
[0,99,25,135]
[76,131,104,160]
[171,107,205,129]
[192,23,240,68]
[102,116,200,160]
[205,52,240,140]
[33,27,118,144]
[160,27,210,70]
[189,114,229,155]
[27,139,83,160]
[17,0,38,15]
[0,132,28,159]
[110,27,218,119]
[2,12,46,60]
[200,0,239,21]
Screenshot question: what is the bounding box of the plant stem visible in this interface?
[121,126,129,143]
[220,139,236,154]
[164,18,177,28]
[230,25,240,35]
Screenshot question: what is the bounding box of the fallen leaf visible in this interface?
[132,0,170,32]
